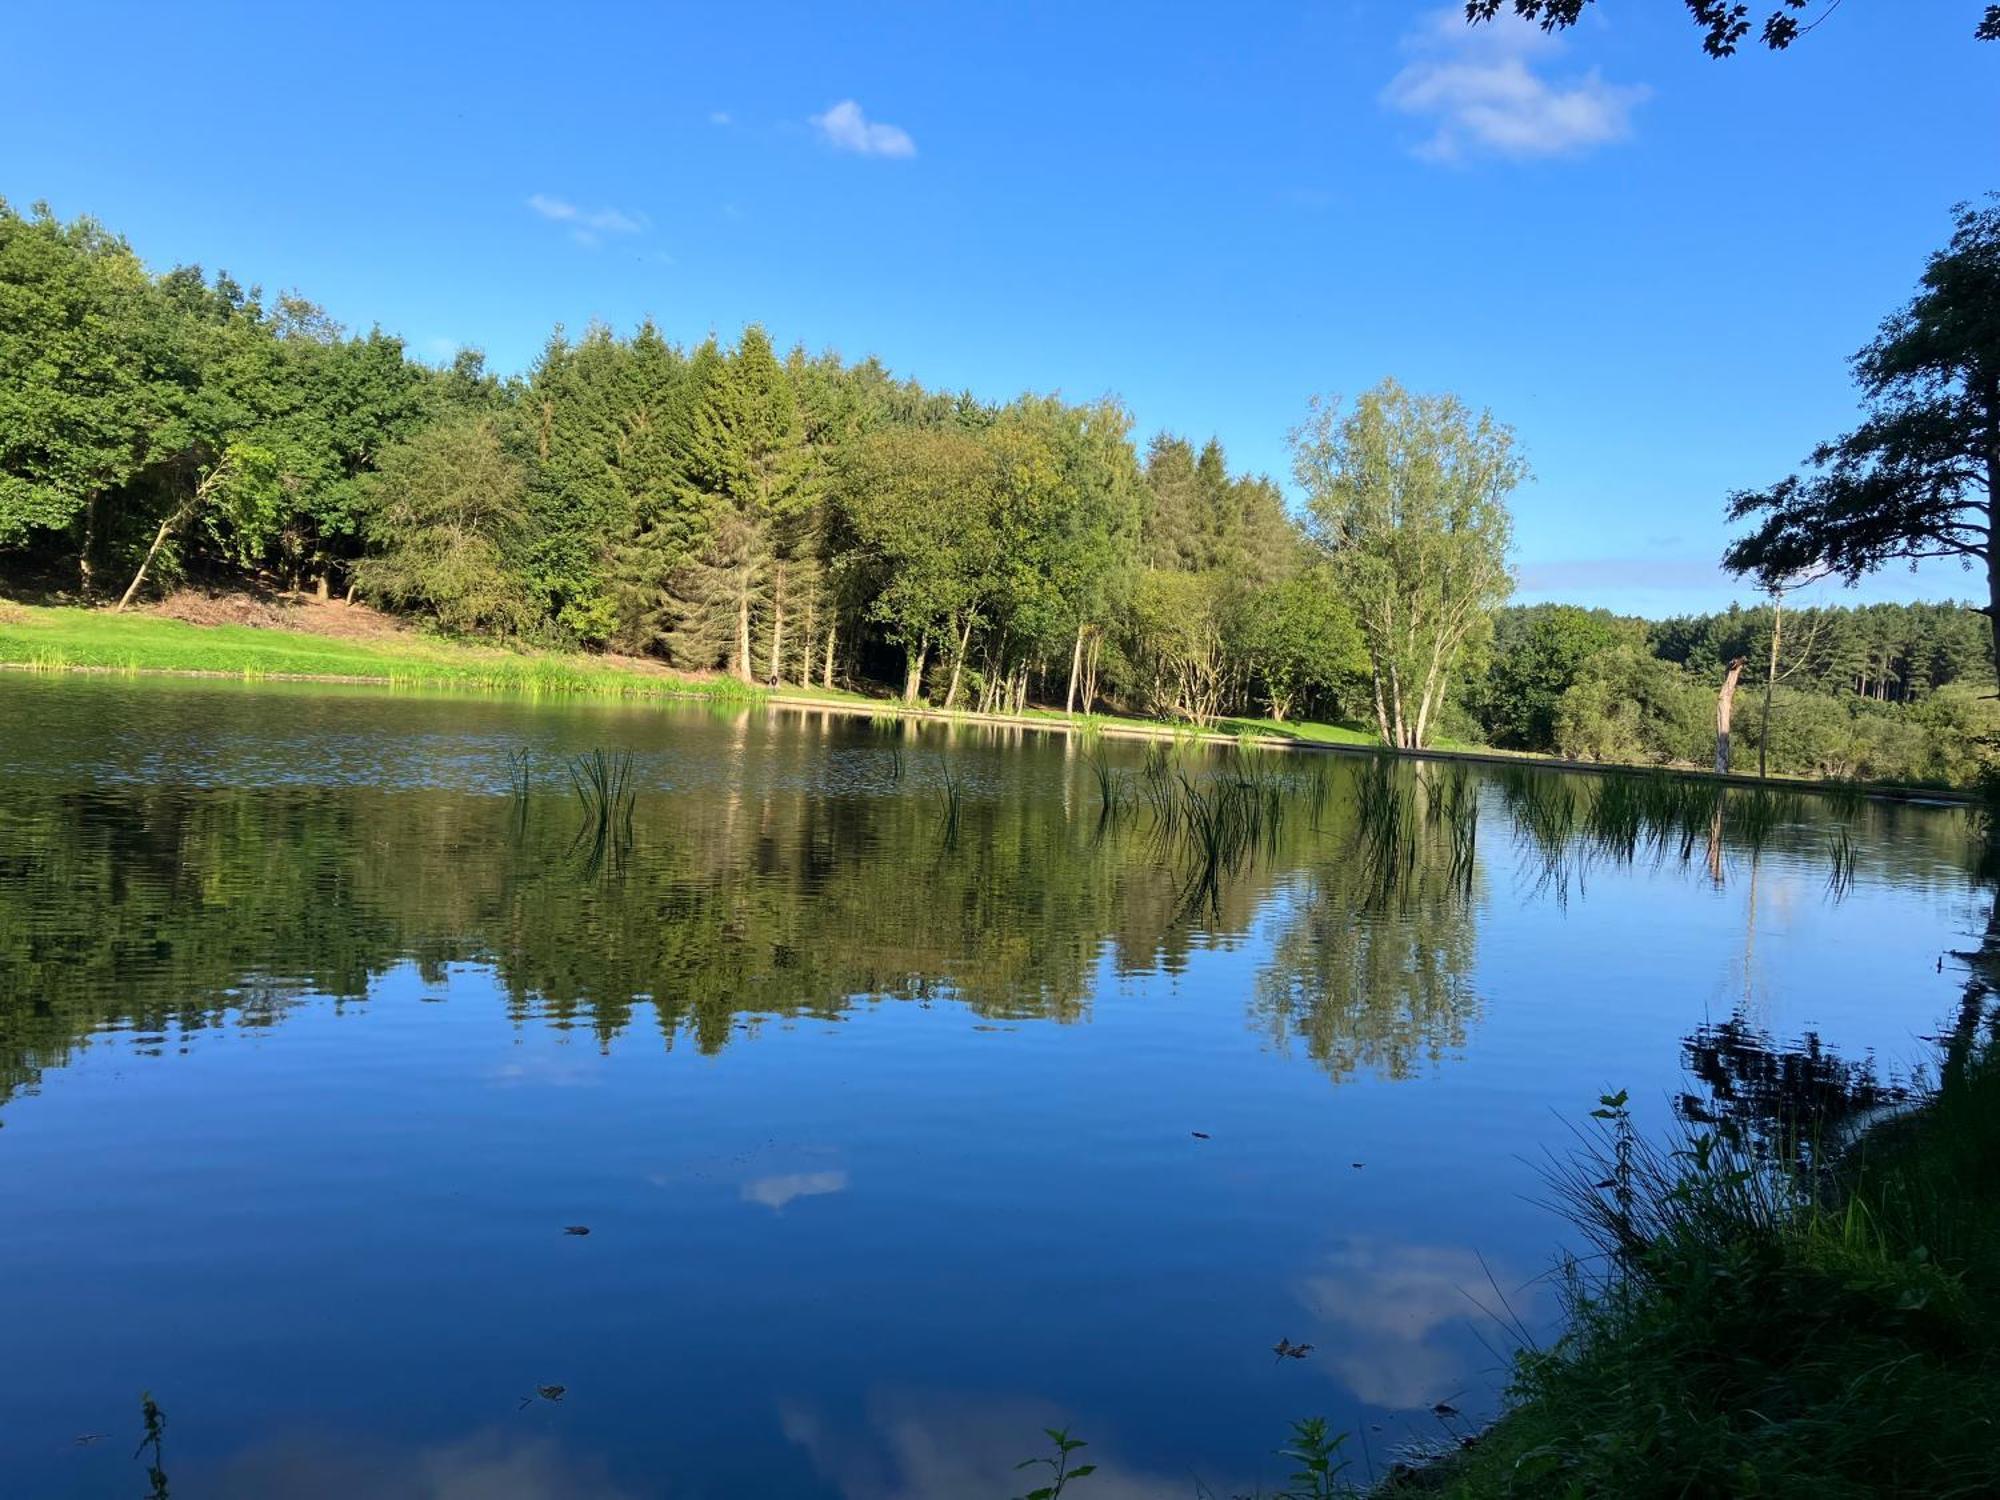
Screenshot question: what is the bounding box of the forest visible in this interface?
[2,197,1991,784]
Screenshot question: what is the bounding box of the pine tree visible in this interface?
[662,327,816,680]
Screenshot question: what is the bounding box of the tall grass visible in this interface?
[1420,1041,2000,1497]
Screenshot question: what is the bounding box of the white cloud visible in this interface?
[810,99,917,159]
[525,193,648,247]
[1382,8,1649,163]
[709,110,732,126]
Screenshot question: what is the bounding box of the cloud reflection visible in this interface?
[1295,1239,1534,1409]
[208,1429,635,1499]
[780,1389,1220,1500]
[742,1169,850,1211]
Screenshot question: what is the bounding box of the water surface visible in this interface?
[0,675,1981,1497]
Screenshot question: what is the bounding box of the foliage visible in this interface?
[1724,199,2000,687]
[1010,1426,1094,1500]
[1292,379,1521,748]
[1474,603,1630,749]
[2,198,1993,783]
[355,415,534,635]
[1467,0,2000,55]
[1552,645,1710,765]
[1233,568,1369,723]
[1419,1047,2000,1497]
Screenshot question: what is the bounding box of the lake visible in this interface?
[0,674,1983,1499]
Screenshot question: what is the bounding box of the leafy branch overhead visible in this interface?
[1466,1,2000,55]
[1723,199,2000,660]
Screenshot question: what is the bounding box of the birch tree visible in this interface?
[1290,379,1521,749]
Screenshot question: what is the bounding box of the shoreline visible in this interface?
[3,655,1974,806]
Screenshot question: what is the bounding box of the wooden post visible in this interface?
[1714,656,1746,775]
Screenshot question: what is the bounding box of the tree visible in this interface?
[1126,568,1233,724]
[1723,201,2000,687]
[833,425,994,704]
[114,441,280,611]
[0,200,181,593]
[355,415,532,634]
[666,327,816,681]
[1467,2,2000,56]
[1479,604,1627,750]
[1555,647,1710,765]
[1291,379,1522,749]
[1234,570,1368,723]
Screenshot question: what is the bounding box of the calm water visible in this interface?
[0,675,1984,1498]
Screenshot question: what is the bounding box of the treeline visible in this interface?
[1472,601,1996,785]
[0,199,1364,726]
[3,198,1991,783]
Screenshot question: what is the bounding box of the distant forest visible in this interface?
[2,198,1990,784]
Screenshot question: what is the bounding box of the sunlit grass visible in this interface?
[0,604,759,703]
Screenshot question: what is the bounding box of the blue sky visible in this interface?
[3,1,1993,616]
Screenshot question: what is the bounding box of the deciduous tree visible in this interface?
[1291,379,1521,749]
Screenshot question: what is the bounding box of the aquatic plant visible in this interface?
[1010,1426,1095,1500]
[567,748,636,833]
[1725,786,1802,854]
[1088,753,1127,825]
[506,747,534,835]
[1826,824,1858,901]
[936,757,965,848]
[1503,768,1583,901]
[1274,1416,1361,1498]
[565,748,638,876]
[137,1392,169,1500]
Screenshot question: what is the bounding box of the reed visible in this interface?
[935,757,965,848]
[565,748,638,876]
[1088,753,1128,824]
[1826,823,1858,900]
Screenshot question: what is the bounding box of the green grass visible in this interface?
[1217,714,1381,747]
[1397,1035,2000,1499]
[0,604,759,701]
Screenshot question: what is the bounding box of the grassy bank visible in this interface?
[1397,1016,2000,1498]
[0,602,759,700]
[0,601,1388,745]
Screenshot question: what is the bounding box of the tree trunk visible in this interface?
[1985,404,2000,697]
[1066,625,1084,715]
[316,573,331,602]
[822,623,837,691]
[768,566,785,686]
[1757,594,1782,779]
[734,580,754,683]
[79,492,99,598]
[799,593,815,689]
[1714,656,1746,775]
[944,615,974,711]
[903,634,928,705]
[1370,669,1393,746]
[116,511,184,613]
